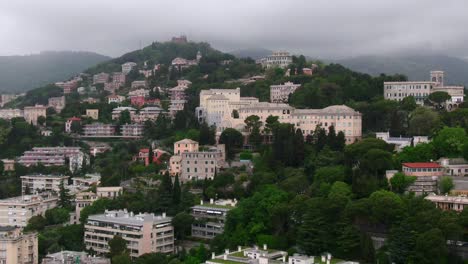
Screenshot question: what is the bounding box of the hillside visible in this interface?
[335,54,468,87]
[0,51,110,93]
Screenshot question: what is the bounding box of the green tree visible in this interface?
[389,172,416,194]
[428,91,451,109]
[199,122,215,145]
[109,235,128,258]
[172,212,194,240]
[118,110,132,125]
[219,128,243,160]
[173,175,181,206]
[400,96,417,111]
[439,176,454,194]
[433,127,467,157]
[413,228,448,264]
[58,179,72,209]
[24,215,47,231]
[264,115,279,135]
[37,116,46,126]
[408,107,441,136]
[244,115,262,148]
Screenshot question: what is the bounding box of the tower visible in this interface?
[430,71,444,87]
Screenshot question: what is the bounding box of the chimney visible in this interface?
[210,198,214,204]
[263,244,267,250]
[211,252,215,259]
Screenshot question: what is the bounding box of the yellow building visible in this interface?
[0,227,38,264]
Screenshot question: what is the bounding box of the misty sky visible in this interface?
[1,0,467,59]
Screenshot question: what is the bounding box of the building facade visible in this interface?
[0,109,23,120]
[18,147,86,172]
[47,96,65,113]
[0,227,38,264]
[425,194,468,212]
[258,51,293,69]
[41,251,110,264]
[179,146,225,182]
[20,174,69,194]
[270,82,301,103]
[23,105,47,125]
[191,199,237,239]
[0,193,58,227]
[122,62,137,75]
[93,73,110,84]
[84,210,174,258]
[83,123,116,137]
[121,124,144,137]
[86,109,99,120]
[402,162,445,195]
[384,71,465,109]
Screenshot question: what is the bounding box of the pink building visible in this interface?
[93,73,110,84]
[48,96,66,113]
[23,105,47,125]
[55,80,78,94]
[112,72,126,85]
[130,96,146,108]
[137,148,168,166]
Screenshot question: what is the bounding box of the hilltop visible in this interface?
[0,51,110,93]
[335,53,468,87]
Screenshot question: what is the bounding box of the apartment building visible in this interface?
[18,147,86,172]
[131,81,148,89]
[0,108,23,120]
[55,80,78,94]
[180,146,225,182]
[128,88,150,97]
[20,174,69,194]
[122,62,137,75]
[191,199,237,239]
[169,99,186,117]
[112,72,126,85]
[84,210,174,258]
[136,106,164,122]
[86,109,99,120]
[136,148,168,166]
[425,194,468,212]
[93,73,110,84]
[0,94,22,107]
[0,193,58,227]
[384,71,464,108]
[376,132,430,151]
[121,124,144,137]
[258,51,293,69]
[107,95,126,104]
[402,162,444,195]
[270,82,301,103]
[23,105,47,125]
[42,251,110,264]
[47,96,65,113]
[111,106,137,120]
[175,139,199,155]
[0,226,38,264]
[72,187,122,224]
[130,96,146,107]
[83,123,116,137]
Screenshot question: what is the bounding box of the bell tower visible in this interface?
[430,70,444,87]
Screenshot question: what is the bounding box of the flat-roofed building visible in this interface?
[258,51,293,69]
[86,109,99,120]
[122,62,137,75]
[0,108,23,120]
[438,158,468,177]
[107,95,126,104]
[55,80,78,94]
[18,147,86,172]
[47,96,65,113]
[270,82,300,103]
[121,124,144,137]
[384,71,464,109]
[180,146,225,182]
[425,194,468,212]
[131,81,148,89]
[191,199,237,239]
[93,73,109,84]
[0,193,58,227]
[23,105,47,125]
[83,123,116,137]
[20,174,69,194]
[0,226,38,264]
[72,187,122,224]
[84,210,174,258]
[111,107,137,120]
[402,162,444,195]
[41,250,110,264]
[196,88,362,144]
[1,159,15,172]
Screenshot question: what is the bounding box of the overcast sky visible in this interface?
[1,0,467,59]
